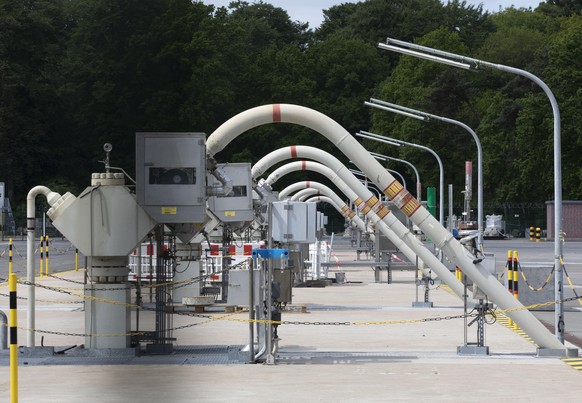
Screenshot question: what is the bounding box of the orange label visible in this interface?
[400,193,421,217]
[384,180,404,199]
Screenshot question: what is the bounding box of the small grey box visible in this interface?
[207,163,254,223]
[271,201,316,243]
[227,270,260,306]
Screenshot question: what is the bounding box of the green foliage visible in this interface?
[0,0,68,201]
[2,0,582,224]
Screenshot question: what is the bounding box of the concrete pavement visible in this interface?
[1,237,582,402]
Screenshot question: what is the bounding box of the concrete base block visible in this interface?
[457,345,489,356]
[536,347,578,358]
[145,343,174,355]
[412,301,433,308]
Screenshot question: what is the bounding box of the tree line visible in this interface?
[1,0,581,227]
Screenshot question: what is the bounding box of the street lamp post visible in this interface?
[365,98,484,247]
[369,151,422,202]
[349,167,407,193]
[379,37,565,343]
[356,131,445,226]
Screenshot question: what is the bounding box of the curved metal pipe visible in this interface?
[287,185,374,242]
[26,186,62,347]
[370,151,421,201]
[267,164,370,236]
[206,158,234,196]
[208,104,564,350]
[261,158,444,283]
[290,188,320,201]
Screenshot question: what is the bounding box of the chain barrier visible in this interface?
[498,261,507,281]
[562,258,582,307]
[0,258,250,309]
[4,293,582,340]
[2,309,235,338]
[0,291,83,305]
[518,261,554,292]
[47,239,77,254]
[0,277,140,309]
[45,273,86,285]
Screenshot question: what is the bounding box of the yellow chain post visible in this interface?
[75,248,79,271]
[9,237,13,275]
[9,272,18,403]
[39,235,44,278]
[45,235,50,277]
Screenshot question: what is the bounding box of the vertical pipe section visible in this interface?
[26,186,62,347]
[207,104,564,350]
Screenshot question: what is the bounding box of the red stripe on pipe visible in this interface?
[290,145,297,158]
[273,104,281,122]
[306,181,310,188]
[302,161,307,170]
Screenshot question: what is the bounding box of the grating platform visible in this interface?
[0,345,249,366]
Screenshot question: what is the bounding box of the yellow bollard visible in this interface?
[535,227,541,243]
[507,250,514,327]
[9,273,18,403]
[75,248,79,271]
[39,235,44,278]
[45,235,50,277]
[529,226,534,241]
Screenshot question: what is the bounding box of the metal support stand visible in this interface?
[251,248,289,365]
[457,275,489,355]
[412,260,433,308]
[146,226,175,354]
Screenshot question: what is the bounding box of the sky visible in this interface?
[202,1,544,29]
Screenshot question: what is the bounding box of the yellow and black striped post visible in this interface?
[9,272,18,402]
[507,250,513,294]
[513,250,519,329]
[9,237,13,275]
[45,235,50,277]
[507,250,514,327]
[75,248,79,271]
[535,227,541,243]
[514,250,520,304]
[529,226,534,241]
[39,235,44,278]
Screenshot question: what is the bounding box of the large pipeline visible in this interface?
[277,176,441,282]
[254,151,461,294]
[290,188,321,201]
[207,104,565,350]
